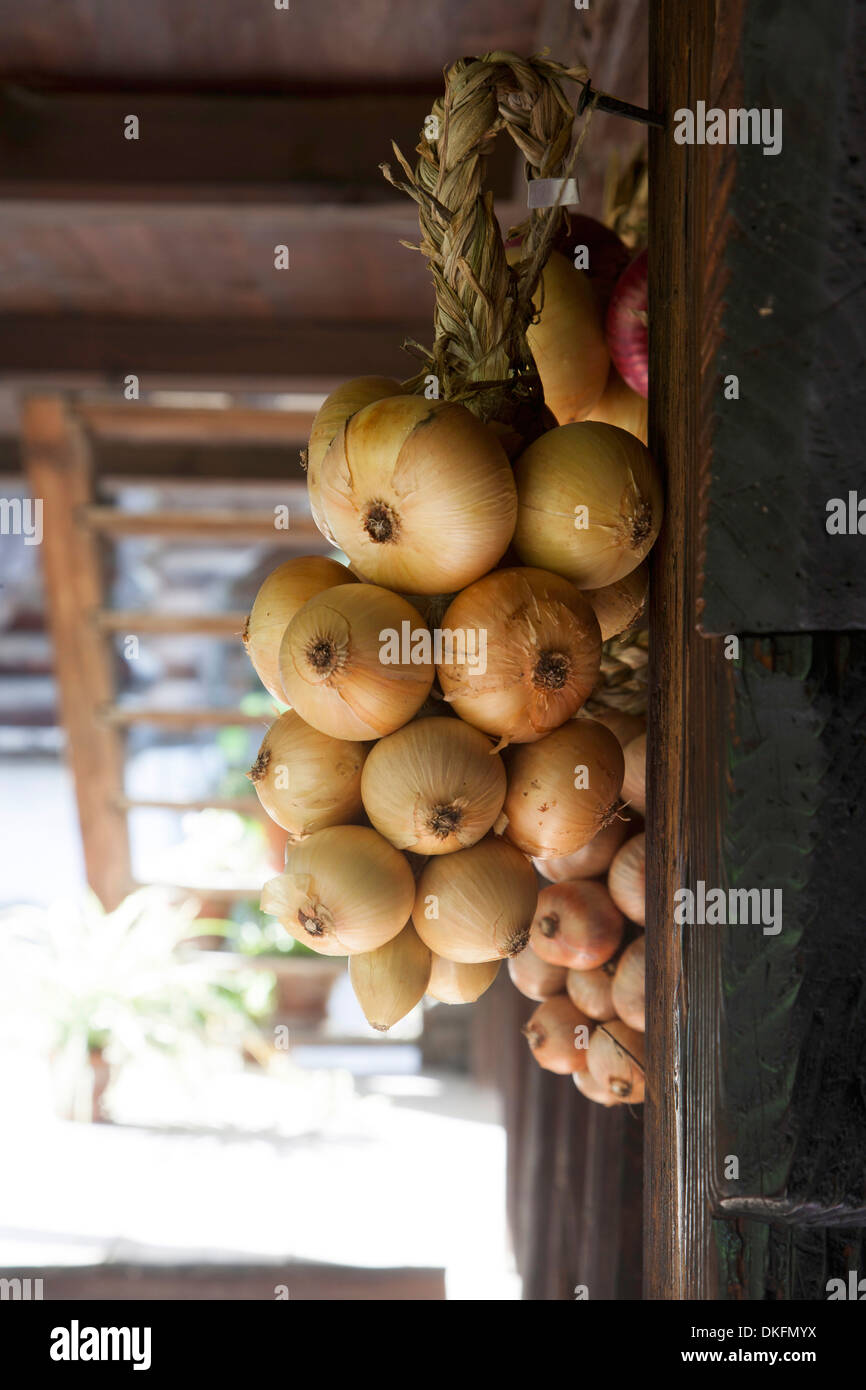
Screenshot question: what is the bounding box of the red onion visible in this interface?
[605,249,648,399]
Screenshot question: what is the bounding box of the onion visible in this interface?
[502,717,625,858]
[412,835,537,963]
[507,946,568,1001]
[360,716,505,855]
[583,562,649,641]
[435,567,601,748]
[530,880,625,970]
[587,1019,645,1102]
[553,214,631,315]
[608,832,646,925]
[261,825,415,957]
[532,818,628,881]
[586,365,648,445]
[566,962,617,1021]
[510,248,609,423]
[428,955,500,1004]
[522,995,591,1074]
[513,421,663,588]
[248,710,368,837]
[306,377,402,543]
[279,583,433,740]
[572,1066,623,1106]
[317,394,517,594]
[621,732,646,815]
[349,921,431,1031]
[605,249,648,398]
[582,708,645,750]
[243,555,353,702]
[611,935,645,1031]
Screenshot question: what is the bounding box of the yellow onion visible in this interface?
[621,732,647,815]
[522,995,591,1074]
[582,562,649,641]
[306,377,402,543]
[581,708,645,750]
[507,945,568,1001]
[611,935,645,1031]
[566,962,617,1021]
[279,583,433,740]
[573,1066,624,1106]
[608,832,646,925]
[412,835,537,963]
[360,716,506,855]
[317,394,516,594]
[513,422,663,588]
[510,248,609,423]
[585,365,648,445]
[587,1019,645,1102]
[260,825,414,956]
[427,955,500,1004]
[435,567,601,749]
[243,555,353,702]
[248,710,368,837]
[529,880,625,971]
[349,921,431,1031]
[532,818,628,882]
[502,717,625,858]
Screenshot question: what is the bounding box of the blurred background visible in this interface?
[0,0,646,1300]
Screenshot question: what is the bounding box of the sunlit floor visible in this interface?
[0,1048,520,1300]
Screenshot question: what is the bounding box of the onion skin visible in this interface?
[511,248,609,424]
[507,946,568,1002]
[318,395,517,595]
[587,1019,645,1102]
[611,935,645,1032]
[436,567,601,748]
[572,1066,624,1106]
[553,215,631,316]
[582,708,645,751]
[307,377,402,543]
[582,562,649,641]
[532,817,628,881]
[261,825,415,957]
[360,716,506,855]
[586,365,648,445]
[621,733,647,815]
[278,583,433,741]
[349,921,431,1031]
[522,995,591,1074]
[428,956,500,1005]
[605,250,648,399]
[530,880,625,971]
[249,709,368,837]
[513,421,663,589]
[502,717,625,859]
[412,835,537,964]
[566,962,617,1021]
[243,556,353,703]
[608,832,646,926]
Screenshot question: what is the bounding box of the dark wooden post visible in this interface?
[646,0,866,1299]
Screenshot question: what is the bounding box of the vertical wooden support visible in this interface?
[22,396,132,910]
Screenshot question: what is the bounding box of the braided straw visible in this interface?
[382,51,595,427]
[382,50,646,718]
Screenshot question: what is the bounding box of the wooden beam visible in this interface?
[21,395,132,910]
[0,317,428,380]
[83,505,315,541]
[75,403,318,445]
[96,611,248,636]
[0,88,515,203]
[105,708,270,729]
[119,797,264,815]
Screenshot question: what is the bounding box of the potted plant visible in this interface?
[0,888,273,1122]
[219,908,344,1026]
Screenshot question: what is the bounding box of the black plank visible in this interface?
[700,0,866,633]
